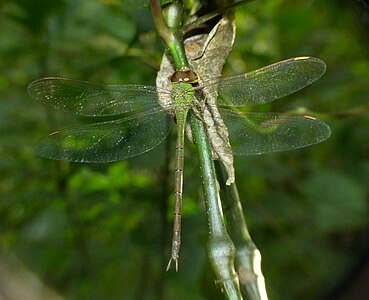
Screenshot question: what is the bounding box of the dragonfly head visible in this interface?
[170,70,198,86]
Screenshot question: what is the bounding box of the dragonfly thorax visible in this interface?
[171,82,195,112]
[170,70,199,113]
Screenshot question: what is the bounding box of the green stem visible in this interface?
[190,113,242,300]
[150,0,189,70]
[216,162,268,300]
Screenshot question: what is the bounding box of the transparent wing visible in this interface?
[36,107,172,162]
[27,77,167,116]
[220,109,331,155]
[212,57,326,107]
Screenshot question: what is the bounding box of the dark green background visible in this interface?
[0,0,368,299]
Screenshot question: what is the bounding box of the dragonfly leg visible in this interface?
[191,99,206,123]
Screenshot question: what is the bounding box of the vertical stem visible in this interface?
[190,113,242,300]
[216,162,268,300]
[150,0,189,70]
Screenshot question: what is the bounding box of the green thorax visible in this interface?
[171,82,195,114]
[170,70,199,117]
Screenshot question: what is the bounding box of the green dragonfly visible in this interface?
[28,56,331,271]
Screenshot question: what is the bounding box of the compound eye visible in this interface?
[170,70,198,83]
[170,72,182,83]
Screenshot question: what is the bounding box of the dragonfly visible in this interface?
[28,56,331,271]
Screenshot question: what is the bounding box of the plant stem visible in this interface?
[216,162,268,300]
[190,113,242,300]
[150,0,189,70]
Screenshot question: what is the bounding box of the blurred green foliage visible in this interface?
[0,0,369,299]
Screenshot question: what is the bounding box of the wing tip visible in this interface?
[27,77,61,95]
[293,56,327,76]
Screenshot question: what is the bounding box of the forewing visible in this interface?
[220,109,331,155]
[215,57,326,107]
[28,77,166,116]
[36,107,172,162]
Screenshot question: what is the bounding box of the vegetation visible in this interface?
[0,0,368,299]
